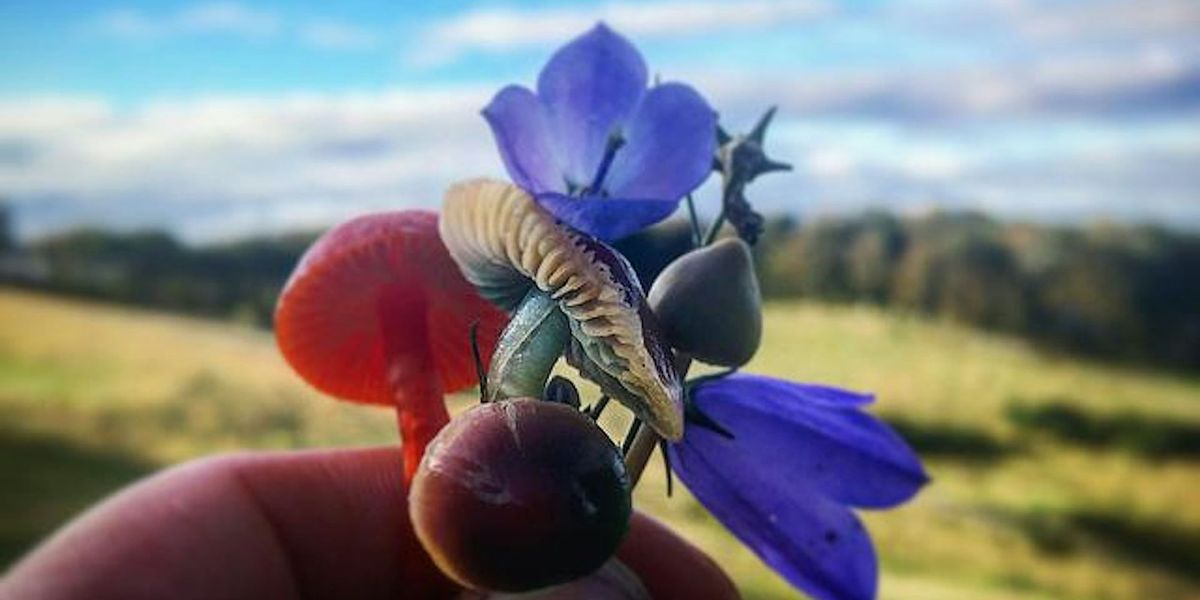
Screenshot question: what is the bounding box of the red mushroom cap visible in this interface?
[276,210,507,477]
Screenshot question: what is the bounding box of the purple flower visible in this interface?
[483,24,718,241]
[669,373,928,600]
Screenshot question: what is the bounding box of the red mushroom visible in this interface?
[275,210,508,482]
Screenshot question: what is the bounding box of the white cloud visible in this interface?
[411,0,833,66]
[92,2,280,40]
[0,97,113,137]
[89,4,385,50]
[757,116,1200,225]
[299,20,381,51]
[688,43,1199,122]
[3,86,1197,242]
[0,89,504,241]
[1007,0,1200,41]
[886,0,1200,42]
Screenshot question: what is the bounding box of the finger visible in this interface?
[619,513,740,600]
[2,447,453,600]
[3,447,737,600]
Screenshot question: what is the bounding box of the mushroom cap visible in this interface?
[276,210,508,405]
[439,179,684,440]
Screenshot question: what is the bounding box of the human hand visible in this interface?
[1,447,738,599]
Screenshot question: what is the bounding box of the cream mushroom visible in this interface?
[438,178,684,441]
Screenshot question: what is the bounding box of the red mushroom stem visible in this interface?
[391,373,447,484]
[378,288,450,481]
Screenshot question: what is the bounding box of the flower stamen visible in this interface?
[583,132,626,196]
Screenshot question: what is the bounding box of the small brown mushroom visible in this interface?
[438,179,684,441]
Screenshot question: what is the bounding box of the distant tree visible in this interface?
[936,236,1026,330]
[891,238,942,313]
[846,212,903,302]
[0,201,13,253]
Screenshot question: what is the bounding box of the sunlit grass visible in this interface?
[1,288,1197,599]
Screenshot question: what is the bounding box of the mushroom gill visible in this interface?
[439,178,683,441]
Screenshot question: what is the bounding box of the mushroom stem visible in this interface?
[379,291,449,482]
[393,373,447,483]
[486,289,570,403]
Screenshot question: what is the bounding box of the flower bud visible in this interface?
[410,398,631,592]
[647,238,762,367]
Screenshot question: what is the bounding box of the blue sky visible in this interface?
[1,0,1198,241]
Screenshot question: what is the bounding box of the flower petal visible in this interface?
[537,23,647,188]
[536,192,678,241]
[482,85,565,194]
[689,373,928,509]
[606,82,718,202]
[670,437,877,600]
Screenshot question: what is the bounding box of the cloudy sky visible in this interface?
[2,0,1198,241]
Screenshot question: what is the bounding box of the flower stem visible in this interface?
[702,209,727,246]
[621,418,643,455]
[589,394,611,420]
[624,425,658,488]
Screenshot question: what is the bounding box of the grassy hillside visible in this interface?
[1,288,1197,599]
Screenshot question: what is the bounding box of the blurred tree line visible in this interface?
[759,212,1200,369]
[0,219,317,327]
[1,205,1197,370]
[616,211,1200,371]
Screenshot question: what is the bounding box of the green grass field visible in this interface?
[2,288,1197,599]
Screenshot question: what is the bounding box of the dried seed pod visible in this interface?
[648,238,762,367]
[439,179,683,441]
[410,398,631,592]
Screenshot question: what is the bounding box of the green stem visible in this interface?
[485,289,569,402]
[702,210,727,246]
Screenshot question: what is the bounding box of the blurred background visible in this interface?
[1,1,1198,598]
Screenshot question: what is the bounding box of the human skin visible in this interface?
[0,447,738,600]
